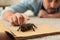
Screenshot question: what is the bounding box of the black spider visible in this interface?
[17,23,37,32]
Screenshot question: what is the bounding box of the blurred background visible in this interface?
[0,0,20,13]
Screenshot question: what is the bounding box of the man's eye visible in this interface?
[48,0,52,2]
[55,0,60,2]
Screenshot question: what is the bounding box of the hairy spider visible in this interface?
[17,23,37,32]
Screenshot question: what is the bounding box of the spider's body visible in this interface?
[17,23,37,32]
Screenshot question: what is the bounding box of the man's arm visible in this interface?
[48,12,60,18]
[38,9,60,18]
[2,0,36,20]
[1,0,36,25]
[2,0,29,20]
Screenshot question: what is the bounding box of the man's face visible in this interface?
[42,0,60,13]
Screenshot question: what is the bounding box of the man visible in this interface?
[1,0,60,25]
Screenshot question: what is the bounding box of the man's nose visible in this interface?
[50,2,56,8]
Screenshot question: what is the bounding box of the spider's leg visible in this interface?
[32,26,35,31]
[32,24,37,28]
[17,26,21,31]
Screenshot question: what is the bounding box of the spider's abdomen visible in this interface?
[21,24,33,32]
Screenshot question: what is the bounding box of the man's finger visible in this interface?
[9,16,15,25]
[16,15,24,25]
[20,15,24,25]
[21,14,30,20]
[12,15,18,25]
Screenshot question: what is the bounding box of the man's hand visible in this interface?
[38,9,60,18]
[38,10,49,18]
[7,13,30,26]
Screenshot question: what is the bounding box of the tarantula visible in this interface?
[17,23,37,32]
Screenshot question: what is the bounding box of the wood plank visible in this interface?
[0,20,60,39]
[10,24,60,39]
